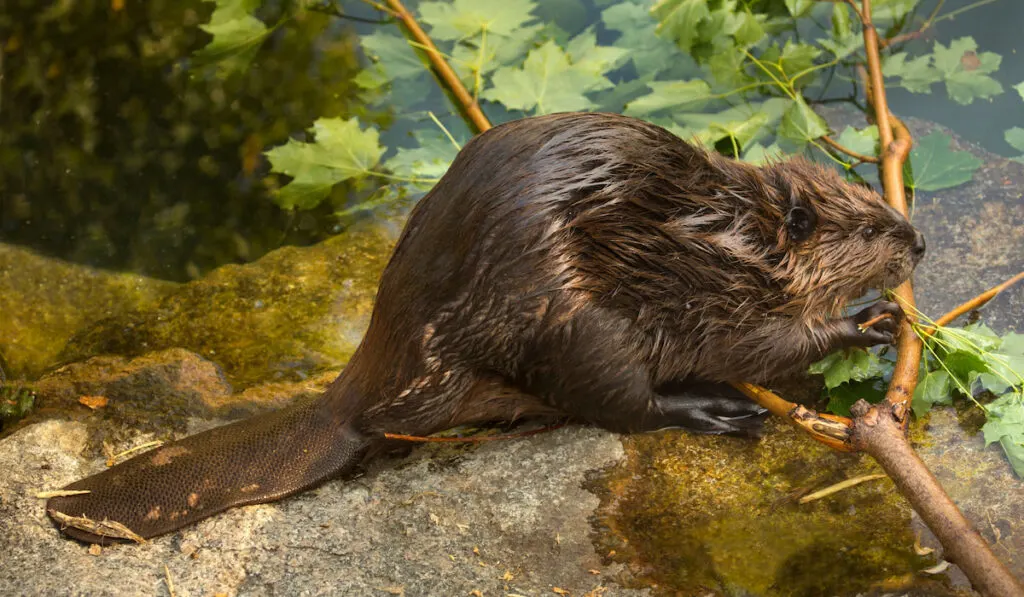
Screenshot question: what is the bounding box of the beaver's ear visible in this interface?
[784,195,817,243]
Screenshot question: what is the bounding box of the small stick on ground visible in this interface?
[47,510,146,544]
[164,565,177,597]
[798,473,887,504]
[385,421,567,443]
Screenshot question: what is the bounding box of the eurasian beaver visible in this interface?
[47,112,925,543]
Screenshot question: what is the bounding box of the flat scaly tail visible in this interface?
[46,395,369,543]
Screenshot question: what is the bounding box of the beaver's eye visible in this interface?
[862,226,878,240]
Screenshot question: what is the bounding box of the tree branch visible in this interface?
[820,134,880,164]
[383,0,492,134]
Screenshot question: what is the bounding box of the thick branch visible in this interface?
[850,3,1023,594]
[851,401,1024,597]
[383,0,492,134]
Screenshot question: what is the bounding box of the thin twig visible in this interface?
[798,473,887,504]
[383,0,491,133]
[933,271,1024,328]
[820,134,880,163]
[731,383,855,452]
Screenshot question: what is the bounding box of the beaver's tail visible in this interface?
[46,395,369,544]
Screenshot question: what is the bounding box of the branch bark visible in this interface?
[383,0,491,134]
[848,2,1022,594]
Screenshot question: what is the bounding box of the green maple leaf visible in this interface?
[883,52,942,94]
[418,0,538,41]
[567,29,630,79]
[601,1,679,74]
[835,125,879,158]
[907,131,982,191]
[1015,81,1024,101]
[360,31,426,80]
[932,37,1003,105]
[809,349,888,390]
[982,393,1024,478]
[742,142,783,165]
[912,370,952,417]
[623,80,712,117]
[481,41,612,114]
[674,98,787,149]
[778,96,829,144]
[194,0,271,75]
[784,0,814,17]
[653,0,712,54]
[265,118,385,210]
[384,129,461,188]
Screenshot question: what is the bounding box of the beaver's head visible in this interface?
[765,158,925,318]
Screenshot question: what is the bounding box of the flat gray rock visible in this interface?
[0,420,641,597]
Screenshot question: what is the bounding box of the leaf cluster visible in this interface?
[810,323,1024,477]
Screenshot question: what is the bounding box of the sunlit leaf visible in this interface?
[601,1,680,74]
[931,37,1003,105]
[194,0,271,75]
[567,29,630,78]
[675,98,786,148]
[419,0,538,41]
[482,40,614,114]
[1015,81,1024,101]
[784,0,814,18]
[912,370,952,417]
[384,129,461,189]
[907,131,981,191]
[265,118,385,210]
[778,96,828,144]
[820,4,862,60]
[652,0,712,54]
[742,142,783,165]
[623,80,712,117]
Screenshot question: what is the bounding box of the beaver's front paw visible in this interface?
[845,300,904,347]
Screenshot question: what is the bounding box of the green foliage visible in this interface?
[482,40,616,114]
[809,348,889,390]
[983,393,1024,477]
[818,321,1024,477]
[194,0,272,75]
[623,80,712,117]
[885,37,1003,105]
[907,131,982,192]
[1005,127,1024,163]
[835,125,879,157]
[931,37,1003,105]
[265,118,385,209]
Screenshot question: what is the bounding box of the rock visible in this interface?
[58,220,398,388]
[0,243,176,380]
[0,420,640,597]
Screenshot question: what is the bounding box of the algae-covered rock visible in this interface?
[0,244,176,380]
[60,220,400,387]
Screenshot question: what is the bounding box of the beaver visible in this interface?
[47,112,925,543]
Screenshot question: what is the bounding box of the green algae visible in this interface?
[0,244,177,380]
[592,417,949,596]
[59,218,401,388]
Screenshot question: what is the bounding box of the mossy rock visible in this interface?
[0,244,176,381]
[60,219,400,387]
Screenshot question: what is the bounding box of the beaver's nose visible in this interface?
[912,231,926,259]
